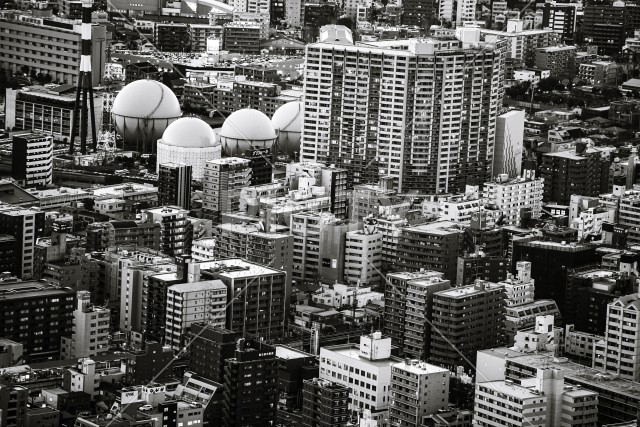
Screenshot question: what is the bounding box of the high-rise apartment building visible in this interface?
[61,291,110,360]
[300,26,505,193]
[301,378,349,427]
[158,163,192,210]
[593,293,640,381]
[0,281,74,362]
[493,109,524,177]
[165,280,227,351]
[535,45,577,77]
[188,324,239,383]
[0,206,45,279]
[11,133,53,188]
[222,338,278,427]
[202,158,251,222]
[430,281,505,368]
[144,272,183,343]
[142,206,192,257]
[395,221,463,281]
[101,220,161,252]
[200,258,286,340]
[388,359,449,426]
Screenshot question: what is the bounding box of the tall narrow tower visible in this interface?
[69,0,97,155]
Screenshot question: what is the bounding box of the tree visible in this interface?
[537,76,561,92]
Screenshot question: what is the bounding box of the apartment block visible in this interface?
[61,291,110,360]
[158,163,192,211]
[141,206,192,257]
[11,133,53,188]
[301,378,349,427]
[430,281,505,368]
[484,171,543,226]
[164,280,227,351]
[593,293,640,382]
[389,359,449,426]
[300,27,505,193]
[202,158,251,222]
[343,228,382,286]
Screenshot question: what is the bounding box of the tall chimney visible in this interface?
[69,0,97,155]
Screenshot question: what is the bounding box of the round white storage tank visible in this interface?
[156,117,221,180]
[271,101,302,156]
[219,109,277,156]
[112,80,182,153]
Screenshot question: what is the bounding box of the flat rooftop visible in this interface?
[393,360,448,375]
[0,281,73,300]
[322,344,402,368]
[168,280,226,293]
[480,347,640,398]
[479,380,542,399]
[203,258,283,278]
[275,345,314,360]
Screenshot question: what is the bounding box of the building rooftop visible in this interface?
[202,258,283,278]
[168,280,225,293]
[402,220,462,235]
[322,344,402,368]
[479,347,640,398]
[393,359,448,375]
[479,380,542,399]
[275,345,314,360]
[0,281,73,300]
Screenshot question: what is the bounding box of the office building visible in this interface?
[301,378,349,427]
[141,206,192,257]
[223,338,278,426]
[388,359,449,426]
[512,239,599,322]
[319,332,402,425]
[300,26,506,193]
[505,299,561,345]
[11,133,53,188]
[5,85,103,143]
[456,254,509,287]
[158,163,192,210]
[188,324,239,383]
[0,11,107,86]
[200,258,286,340]
[593,293,640,382]
[0,281,74,362]
[395,221,463,281]
[191,24,224,52]
[123,341,175,385]
[430,281,505,369]
[583,3,627,55]
[164,280,227,351]
[61,291,110,359]
[202,158,252,222]
[569,268,635,335]
[0,206,45,279]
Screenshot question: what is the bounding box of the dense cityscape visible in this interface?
[1,0,640,425]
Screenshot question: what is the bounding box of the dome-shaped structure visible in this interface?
[156,117,221,180]
[161,117,218,148]
[272,101,302,156]
[112,80,182,154]
[220,109,277,156]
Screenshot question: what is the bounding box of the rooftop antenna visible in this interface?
[69,0,98,155]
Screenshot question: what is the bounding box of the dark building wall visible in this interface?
[188,325,239,384]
